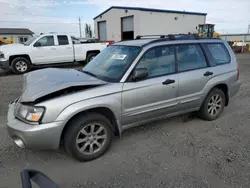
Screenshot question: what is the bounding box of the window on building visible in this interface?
[19,37,28,43]
[206,43,230,65]
[57,35,69,45]
[136,46,176,78]
[176,44,207,72]
[34,36,55,47]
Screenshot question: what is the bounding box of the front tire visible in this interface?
[11,57,31,74]
[199,88,226,121]
[64,113,113,161]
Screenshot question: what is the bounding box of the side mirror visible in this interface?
[132,68,148,81]
[34,42,42,47]
[21,169,59,188]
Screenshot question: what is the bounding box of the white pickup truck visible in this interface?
[0,34,109,74]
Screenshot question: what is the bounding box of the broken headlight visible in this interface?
[16,104,45,123]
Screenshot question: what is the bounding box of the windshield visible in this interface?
[24,36,38,45]
[82,45,141,82]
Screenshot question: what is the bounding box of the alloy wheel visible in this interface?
[208,94,222,116]
[76,123,107,155]
[15,61,28,72]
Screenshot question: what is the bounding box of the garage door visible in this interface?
[98,21,107,41]
[121,16,134,40]
[122,16,134,32]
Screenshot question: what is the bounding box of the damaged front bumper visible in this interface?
[7,101,65,149]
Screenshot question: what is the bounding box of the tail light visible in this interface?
[102,40,114,47]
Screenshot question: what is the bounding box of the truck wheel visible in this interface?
[86,53,98,63]
[11,57,31,74]
[199,88,225,121]
[64,113,113,161]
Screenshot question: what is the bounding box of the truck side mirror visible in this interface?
[34,42,42,47]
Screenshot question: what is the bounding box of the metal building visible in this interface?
[0,28,34,45]
[94,6,207,42]
[221,33,250,44]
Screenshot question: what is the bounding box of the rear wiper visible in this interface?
[82,70,98,79]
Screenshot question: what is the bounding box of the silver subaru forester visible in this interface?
[7,35,241,161]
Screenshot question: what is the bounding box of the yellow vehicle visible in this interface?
[198,24,221,38]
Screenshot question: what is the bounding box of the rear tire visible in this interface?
[199,88,226,121]
[78,61,87,66]
[64,113,113,161]
[86,53,98,63]
[11,57,31,74]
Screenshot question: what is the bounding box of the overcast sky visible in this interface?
[0,0,249,37]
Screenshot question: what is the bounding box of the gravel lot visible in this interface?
[0,54,250,188]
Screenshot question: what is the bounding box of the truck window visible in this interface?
[35,36,55,47]
[57,35,69,45]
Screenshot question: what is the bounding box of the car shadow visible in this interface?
[0,64,84,77]
[120,112,198,138]
[0,112,199,165]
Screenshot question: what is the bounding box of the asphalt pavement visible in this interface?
[0,54,250,188]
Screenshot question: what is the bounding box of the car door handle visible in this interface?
[162,79,175,85]
[204,71,213,76]
[67,47,72,49]
[51,48,56,50]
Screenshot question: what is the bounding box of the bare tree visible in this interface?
[85,24,93,38]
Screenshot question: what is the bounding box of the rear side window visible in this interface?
[176,44,207,72]
[205,43,230,65]
[57,35,69,45]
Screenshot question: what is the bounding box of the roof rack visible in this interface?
[134,34,221,47]
[135,34,201,40]
[135,35,168,39]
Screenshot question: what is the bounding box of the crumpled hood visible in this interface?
[20,68,107,102]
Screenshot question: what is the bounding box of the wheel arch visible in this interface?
[86,50,100,57]
[60,107,121,144]
[208,83,229,106]
[9,54,32,66]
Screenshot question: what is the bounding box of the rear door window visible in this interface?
[57,35,69,45]
[175,44,208,72]
[205,43,230,65]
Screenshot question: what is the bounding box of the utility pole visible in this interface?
[248,24,250,34]
[78,17,82,38]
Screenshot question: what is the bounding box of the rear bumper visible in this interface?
[7,102,64,150]
[229,81,241,98]
[0,58,9,69]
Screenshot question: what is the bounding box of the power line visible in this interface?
[0,20,79,24]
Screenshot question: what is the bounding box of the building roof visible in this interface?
[94,6,207,20]
[221,33,250,36]
[0,28,34,35]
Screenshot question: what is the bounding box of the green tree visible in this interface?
[85,23,93,38]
